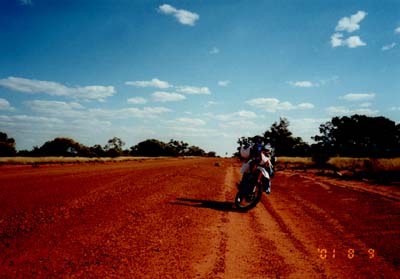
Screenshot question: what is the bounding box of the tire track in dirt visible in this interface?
[1,159,398,278]
[228,167,325,279]
[194,165,271,279]
[263,171,400,278]
[198,165,323,278]
[222,166,264,279]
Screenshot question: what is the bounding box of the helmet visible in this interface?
[262,144,272,154]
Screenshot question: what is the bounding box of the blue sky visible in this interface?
[0,0,399,156]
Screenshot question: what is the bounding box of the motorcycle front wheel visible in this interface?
[234,182,262,212]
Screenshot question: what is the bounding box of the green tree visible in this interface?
[104,137,125,157]
[207,151,217,157]
[130,139,207,157]
[236,118,310,157]
[263,118,309,156]
[130,139,167,157]
[90,144,106,157]
[313,115,400,157]
[38,137,84,157]
[166,139,189,156]
[186,145,206,156]
[0,132,16,156]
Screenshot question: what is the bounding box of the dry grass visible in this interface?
[277,156,400,172]
[277,156,400,183]
[275,157,313,170]
[327,157,400,172]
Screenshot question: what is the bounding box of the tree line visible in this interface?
[236,114,400,160]
[1,114,399,159]
[0,133,216,158]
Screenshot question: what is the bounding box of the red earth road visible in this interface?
[0,158,399,278]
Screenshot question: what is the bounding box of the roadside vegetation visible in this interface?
[0,132,217,161]
[277,157,400,171]
[236,114,400,185]
[1,114,399,184]
[276,156,400,184]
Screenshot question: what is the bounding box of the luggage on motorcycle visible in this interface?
[240,145,251,159]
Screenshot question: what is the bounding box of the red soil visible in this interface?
[0,158,399,278]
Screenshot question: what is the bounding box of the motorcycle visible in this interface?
[234,145,274,211]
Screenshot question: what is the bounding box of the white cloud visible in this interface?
[218,80,231,87]
[326,106,348,115]
[217,119,259,130]
[218,80,230,87]
[26,100,84,110]
[127,97,147,104]
[210,47,220,54]
[331,33,344,47]
[360,102,372,108]
[24,99,171,119]
[0,114,63,127]
[289,81,317,88]
[319,76,340,86]
[331,11,367,49]
[207,110,258,122]
[90,107,172,119]
[395,26,400,34]
[158,4,199,26]
[176,86,211,95]
[326,106,378,116]
[25,100,85,117]
[246,97,314,112]
[297,103,315,109]
[0,98,14,111]
[0,76,115,101]
[236,110,258,119]
[335,11,367,33]
[125,78,211,97]
[390,106,400,111]
[165,126,218,138]
[205,101,219,107]
[204,111,259,131]
[0,113,115,150]
[1,100,174,151]
[289,117,329,142]
[246,98,279,112]
[345,36,366,48]
[382,43,397,51]
[331,34,366,48]
[152,91,186,102]
[340,93,376,101]
[170,117,206,126]
[125,78,172,89]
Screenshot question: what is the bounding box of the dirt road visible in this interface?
[0,158,399,278]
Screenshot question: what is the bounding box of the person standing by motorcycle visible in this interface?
[239,143,275,194]
[257,144,274,194]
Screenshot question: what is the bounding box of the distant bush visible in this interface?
[130,139,210,157]
[36,137,82,157]
[313,115,400,158]
[0,131,215,158]
[207,151,217,157]
[311,145,330,167]
[0,132,16,157]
